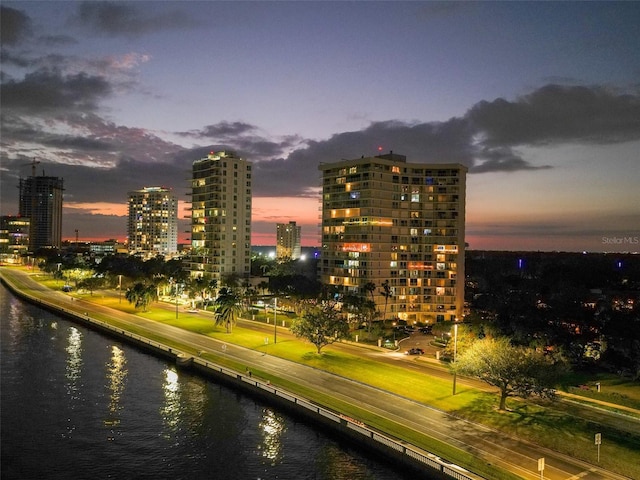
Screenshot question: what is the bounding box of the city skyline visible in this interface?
[1,1,639,252]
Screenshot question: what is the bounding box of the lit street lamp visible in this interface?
[170,277,179,319]
[118,274,122,303]
[273,297,278,344]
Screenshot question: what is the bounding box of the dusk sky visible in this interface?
[1,1,639,252]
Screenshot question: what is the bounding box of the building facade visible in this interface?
[127,186,178,256]
[19,175,64,251]
[276,221,302,260]
[318,152,467,324]
[188,151,252,282]
[0,216,30,262]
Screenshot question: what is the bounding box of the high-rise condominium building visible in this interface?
[19,175,64,251]
[276,221,302,260]
[0,216,30,259]
[127,186,178,255]
[188,151,252,282]
[319,152,467,324]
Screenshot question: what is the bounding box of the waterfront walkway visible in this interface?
[1,267,635,480]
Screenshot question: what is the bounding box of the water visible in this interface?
[0,285,412,480]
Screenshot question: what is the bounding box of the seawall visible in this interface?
[1,271,482,480]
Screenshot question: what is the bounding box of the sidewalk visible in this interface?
[2,266,637,480]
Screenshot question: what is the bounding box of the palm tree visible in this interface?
[125,282,157,312]
[363,281,376,303]
[213,287,242,333]
[379,280,392,322]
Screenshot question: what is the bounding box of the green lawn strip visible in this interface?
[560,370,640,408]
[118,307,640,477]
[77,294,640,477]
[8,273,639,479]
[190,351,519,480]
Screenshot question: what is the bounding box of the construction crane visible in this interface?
[20,158,40,177]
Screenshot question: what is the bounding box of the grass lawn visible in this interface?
[84,294,640,479]
[8,270,640,479]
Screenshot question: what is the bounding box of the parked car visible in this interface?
[405,348,424,355]
[62,285,73,292]
[419,326,433,334]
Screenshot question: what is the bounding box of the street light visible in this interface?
[273,297,277,344]
[170,277,179,319]
[174,281,179,319]
[118,274,122,303]
[452,322,458,395]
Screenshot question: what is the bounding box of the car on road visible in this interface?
[62,285,73,292]
[405,347,424,355]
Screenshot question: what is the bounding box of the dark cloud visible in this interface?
[0,154,191,215]
[1,68,112,114]
[249,84,640,195]
[38,35,78,47]
[3,74,639,229]
[179,121,306,162]
[470,148,552,173]
[71,1,197,37]
[0,6,33,46]
[468,84,640,146]
[189,121,258,138]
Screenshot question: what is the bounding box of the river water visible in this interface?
[0,285,414,480]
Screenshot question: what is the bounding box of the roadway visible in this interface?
[1,267,635,480]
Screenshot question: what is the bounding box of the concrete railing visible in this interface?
[1,271,483,480]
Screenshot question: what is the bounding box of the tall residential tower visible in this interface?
[19,175,64,251]
[319,152,467,324]
[188,151,252,282]
[276,221,302,260]
[127,186,178,256]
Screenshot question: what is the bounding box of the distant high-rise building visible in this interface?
[19,175,64,251]
[318,152,467,324]
[188,151,252,282]
[0,216,30,259]
[276,221,302,260]
[127,186,178,255]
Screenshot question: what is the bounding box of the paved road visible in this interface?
[1,267,635,480]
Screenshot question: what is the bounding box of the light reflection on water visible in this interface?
[161,367,181,435]
[105,345,127,431]
[259,408,285,464]
[64,326,83,439]
[1,285,414,480]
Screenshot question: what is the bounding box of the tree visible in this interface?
[342,293,377,332]
[290,301,350,354]
[379,280,392,321]
[125,282,157,312]
[454,337,566,410]
[78,276,104,296]
[213,287,242,333]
